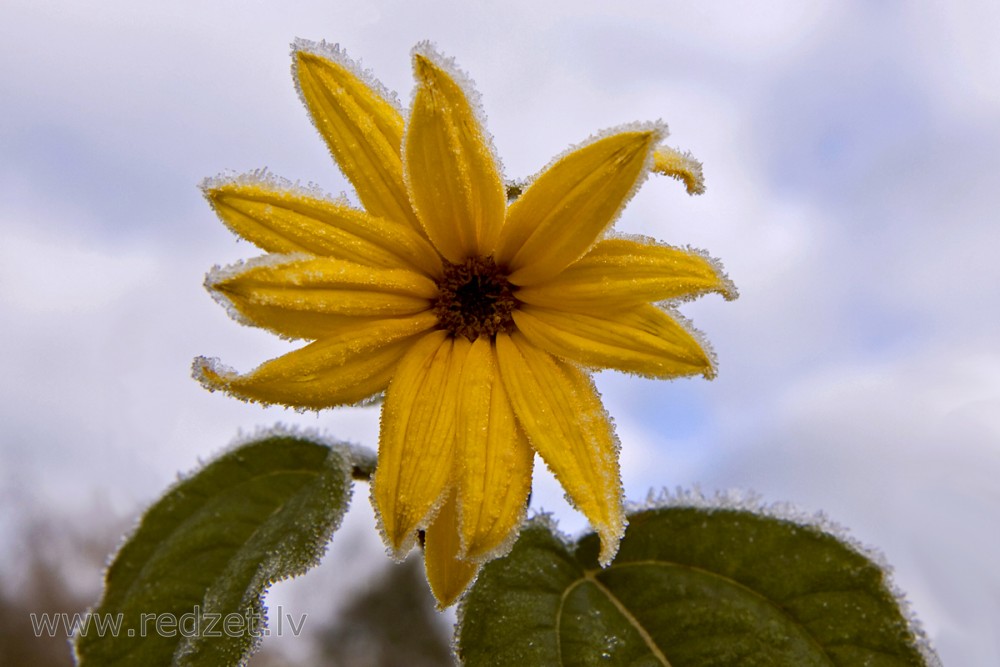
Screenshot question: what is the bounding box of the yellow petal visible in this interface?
[424,490,481,608]
[516,237,737,310]
[495,332,625,565]
[207,256,437,338]
[495,128,662,286]
[375,331,471,555]
[193,313,437,408]
[204,176,442,277]
[455,337,533,561]
[513,304,714,379]
[294,44,421,231]
[404,46,506,263]
[653,146,705,195]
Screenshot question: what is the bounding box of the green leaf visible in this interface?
[75,431,359,667]
[458,502,938,667]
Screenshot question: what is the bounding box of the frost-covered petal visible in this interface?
[293,43,421,231]
[193,313,437,408]
[495,128,661,286]
[404,46,506,263]
[203,176,442,277]
[495,332,625,565]
[375,331,471,556]
[207,256,437,339]
[424,490,481,609]
[516,237,737,310]
[456,337,533,561]
[513,304,714,379]
[652,145,705,195]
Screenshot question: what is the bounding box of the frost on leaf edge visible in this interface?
[73,426,363,664]
[630,487,943,667]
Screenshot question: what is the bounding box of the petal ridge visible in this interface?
[204,255,437,339]
[193,313,437,409]
[515,235,737,310]
[496,122,665,285]
[455,338,533,562]
[293,41,421,231]
[203,171,442,277]
[403,43,506,262]
[374,332,472,556]
[495,332,625,565]
[424,490,481,608]
[513,304,715,379]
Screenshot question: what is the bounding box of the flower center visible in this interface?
[433,256,517,341]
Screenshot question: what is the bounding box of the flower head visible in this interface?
[195,40,736,607]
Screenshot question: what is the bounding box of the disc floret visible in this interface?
[433,256,517,341]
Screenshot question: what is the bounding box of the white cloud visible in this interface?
[0,225,159,313]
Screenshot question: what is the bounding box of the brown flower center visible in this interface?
[433,256,517,341]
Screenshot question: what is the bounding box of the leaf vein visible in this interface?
[596,560,837,666]
[583,570,672,666]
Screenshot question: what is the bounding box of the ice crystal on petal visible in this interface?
[291,38,404,113]
[409,41,505,180]
[201,168,342,206]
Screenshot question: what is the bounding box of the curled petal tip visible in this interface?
[653,146,706,195]
[191,356,233,393]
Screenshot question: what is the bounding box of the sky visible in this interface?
[2,0,999,663]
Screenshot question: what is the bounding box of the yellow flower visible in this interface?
[194,40,736,607]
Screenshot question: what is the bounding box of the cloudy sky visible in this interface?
[2,0,998,663]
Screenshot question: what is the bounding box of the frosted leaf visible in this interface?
[460,495,941,667]
[630,487,942,667]
[75,430,358,666]
[229,423,376,474]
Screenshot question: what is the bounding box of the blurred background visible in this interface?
[2,0,998,664]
